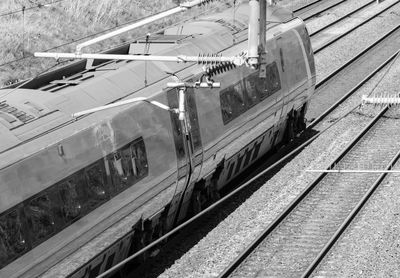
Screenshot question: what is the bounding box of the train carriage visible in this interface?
[0,2,315,277]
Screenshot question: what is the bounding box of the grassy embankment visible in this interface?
[0,0,227,86]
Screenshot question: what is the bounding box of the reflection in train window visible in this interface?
[260,62,281,100]
[220,82,246,124]
[220,65,281,125]
[84,162,108,210]
[109,151,129,192]
[244,76,260,107]
[131,139,148,178]
[107,138,148,195]
[220,88,234,124]
[0,137,149,269]
[59,179,82,222]
[26,194,55,245]
[0,209,27,268]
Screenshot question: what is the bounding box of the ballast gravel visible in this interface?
[315,0,400,81]
[306,0,373,34]
[311,51,400,277]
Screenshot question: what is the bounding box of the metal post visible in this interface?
[248,0,260,68]
[259,0,267,78]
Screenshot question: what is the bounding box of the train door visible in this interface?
[166,86,203,224]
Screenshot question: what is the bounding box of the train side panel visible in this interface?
[0,92,180,277]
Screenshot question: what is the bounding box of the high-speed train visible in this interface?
[0,1,315,277]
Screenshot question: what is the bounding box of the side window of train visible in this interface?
[243,75,259,107]
[25,193,56,246]
[0,208,27,268]
[220,82,246,124]
[83,161,109,211]
[107,138,148,195]
[262,62,281,99]
[58,177,83,223]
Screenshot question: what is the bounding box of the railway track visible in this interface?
[309,0,375,37]
[307,22,400,120]
[312,0,400,54]
[218,106,400,277]
[294,0,347,22]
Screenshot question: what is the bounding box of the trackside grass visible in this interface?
[0,0,226,86]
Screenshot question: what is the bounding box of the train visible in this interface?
[0,1,315,277]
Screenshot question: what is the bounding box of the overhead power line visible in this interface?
[0,0,66,18]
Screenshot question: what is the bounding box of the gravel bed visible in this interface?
[158,111,376,278]
[306,20,400,120]
[312,158,400,277]
[310,57,400,277]
[306,0,373,34]
[315,52,400,132]
[314,0,400,81]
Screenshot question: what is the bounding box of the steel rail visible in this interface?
[217,107,389,278]
[314,0,400,54]
[301,0,347,21]
[309,0,375,36]
[308,49,400,129]
[293,0,326,14]
[315,22,400,90]
[301,115,400,277]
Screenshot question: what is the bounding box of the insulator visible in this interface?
[362,94,400,106]
[204,61,237,77]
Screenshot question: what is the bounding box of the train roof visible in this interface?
[0,2,296,162]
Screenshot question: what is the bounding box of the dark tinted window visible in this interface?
[83,161,108,211]
[220,82,246,124]
[26,194,55,245]
[0,209,27,268]
[220,63,281,125]
[130,139,148,178]
[261,62,281,99]
[243,77,259,107]
[108,138,148,195]
[58,178,83,223]
[0,137,148,269]
[108,151,130,193]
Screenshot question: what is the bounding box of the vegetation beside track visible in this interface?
[0,0,227,86]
